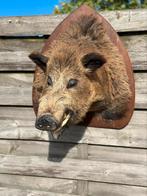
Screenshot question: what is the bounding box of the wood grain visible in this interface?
[0,34,146,71]
[0,140,146,165]
[0,174,146,196]
[0,72,146,108]
[0,108,146,148]
[0,140,79,159]
[0,187,78,196]
[0,9,147,36]
[88,182,147,196]
[0,38,45,71]
[122,34,147,71]
[0,174,77,195]
[0,154,146,186]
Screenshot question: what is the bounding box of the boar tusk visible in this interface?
[61,114,71,127]
[51,114,71,139]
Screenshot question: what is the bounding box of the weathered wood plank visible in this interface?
[0,140,146,165]
[135,73,147,109]
[0,73,33,106]
[0,187,78,196]
[0,72,146,108]
[0,154,146,186]
[0,174,77,195]
[0,174,146,196]
[122,34,147,71]
[0,9,147,36]
[0,108,146,148]
[0,140,78,159]
[88,182,147,196]
[0,34,146,71]
[0,38,44,71]
[88,145,147,165]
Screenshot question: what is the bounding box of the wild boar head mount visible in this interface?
[29,5,135,139]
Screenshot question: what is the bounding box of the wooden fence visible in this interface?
[0,9,147,196]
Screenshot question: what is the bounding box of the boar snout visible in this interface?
[35,108,75,139]
[35,114,58,132]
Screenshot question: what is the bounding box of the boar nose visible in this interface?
[35,114,58,131]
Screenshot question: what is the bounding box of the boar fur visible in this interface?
[29,15,131,137]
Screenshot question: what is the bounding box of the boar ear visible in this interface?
[81,52,105,73]
[29,51,48,71]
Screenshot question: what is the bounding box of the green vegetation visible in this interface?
[54,0,147,14]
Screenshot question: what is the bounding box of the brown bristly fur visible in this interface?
[35,14,131,124]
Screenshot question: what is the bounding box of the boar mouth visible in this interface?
[51,112,71,139]
[50,109,74,139]
[51,108,75,139]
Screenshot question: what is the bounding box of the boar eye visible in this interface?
[67,79,78,89]
[47,76,53,86]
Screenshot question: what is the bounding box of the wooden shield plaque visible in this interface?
[32,5,135,129]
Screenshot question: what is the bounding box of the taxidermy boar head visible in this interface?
[29,15,131,139]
